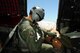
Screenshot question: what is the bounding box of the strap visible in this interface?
[0,18,24,53]
[0,24,18,53]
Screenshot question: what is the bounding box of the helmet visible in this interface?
[30,6,45,22]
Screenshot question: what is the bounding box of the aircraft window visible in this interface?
[27,0,59,23]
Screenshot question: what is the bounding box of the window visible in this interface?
[27,0,59,23]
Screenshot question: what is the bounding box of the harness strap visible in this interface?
[0,18,23,52]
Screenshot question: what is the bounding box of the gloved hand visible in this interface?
[47,32,57,38]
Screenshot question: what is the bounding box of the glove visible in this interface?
[45,32,57,38]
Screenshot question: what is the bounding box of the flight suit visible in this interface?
[17,18,56,53]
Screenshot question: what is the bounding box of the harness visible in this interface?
[0,18,44,53]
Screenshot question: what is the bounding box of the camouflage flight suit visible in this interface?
[17,18,56,53]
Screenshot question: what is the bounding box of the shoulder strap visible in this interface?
[0,24,18,53]
[0,18,23,52]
